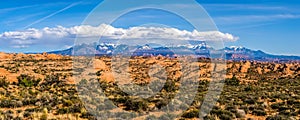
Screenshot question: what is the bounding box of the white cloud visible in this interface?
[0,24,239,49]
[1,28,42,40]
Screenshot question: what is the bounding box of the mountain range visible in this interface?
[47,42,300,62]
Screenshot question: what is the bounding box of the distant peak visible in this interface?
[228,46,244,49]
[225,46,246,51]
[99,42,116,47]
[137,44,152,50]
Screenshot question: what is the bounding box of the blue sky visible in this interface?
[0,0,299,55]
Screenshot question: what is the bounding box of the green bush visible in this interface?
[17,74,40,87]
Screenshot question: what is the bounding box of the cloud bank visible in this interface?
[0,24,239,49]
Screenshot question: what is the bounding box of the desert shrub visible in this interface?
[17,110,22,114]
[115,112,137,119]
[17,74,40,87]
[14,116,23,120]
[252,109,267,116]
[204,115,217,120]
[290,111,298,116]
[6,110,13,115]
[23,111,32,118]
[270,99,277,102]
[225,105,236,112]
[278,106,290,112]
[244,99,256,104]
[2,111,14,119]
[244,86,253,91]
[248,105,256,111]
[57,108,69,114]
[80,112,96,119]
[0,77,9,87]
[235,110,246,118]
[287,99,300,105]
[158,113,176,120]
[146,115,158,120]
[0,100,13,108]
[40,108,48,120]
[25,108,37,113]
[63,99,73,107]
[219,114,232,120]
[114,96,128,103]
[163,80,178,92]
[266,115,284,120]
[96,70,103,76]
[155,99,169,109]
[240,105,249,114]
[210,109,233,119]
[43,74,60,85]
[271,103,284,110]
[225,76,240,86]
[124,99,149,112]
[22,98,38,106]
[182,109,199,118]
[78,79,88,85]
[74,68,84,73]
[278,110,292,116]
[104,100,116,110]
[179,103,190,110]
[68,105,82,113]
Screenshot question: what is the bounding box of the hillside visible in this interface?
[46,43,300,62]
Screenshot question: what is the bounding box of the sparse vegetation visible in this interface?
[0,54,299,119]
[17,74,41,87]
[0,76,9,87]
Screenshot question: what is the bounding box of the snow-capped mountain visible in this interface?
[46,43,300,61]
[97,43,116,50]
[132,44,155,56]
[192,42,210,58]
[96,43,116,55]
[226,46,246,51]
[221,46,300,61]
[222,46,268,60]
[192,42,208,50]
[137,44,152,50]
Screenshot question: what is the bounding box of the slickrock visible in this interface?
[94,59,108,70]
[240,61,251,73]
[256,67,263,75]
[0,52,299,84]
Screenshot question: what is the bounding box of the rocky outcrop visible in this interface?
[0,52,299,84]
